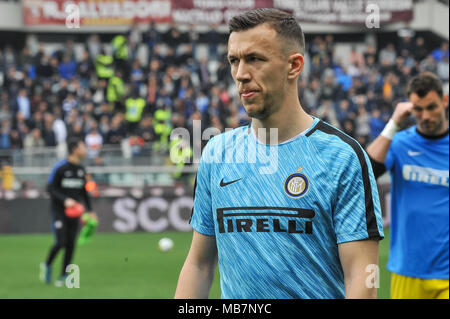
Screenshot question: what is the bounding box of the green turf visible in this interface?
[0,228,391,299]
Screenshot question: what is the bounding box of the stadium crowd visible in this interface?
[0,23,448,161]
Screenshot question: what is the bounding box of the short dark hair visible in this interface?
[228,8,305,55]
[407,72,443,98]
[67,138,82,155]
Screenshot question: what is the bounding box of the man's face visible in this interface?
[227,24,292,120]
[410,90,448,136]
[74,141,87,160]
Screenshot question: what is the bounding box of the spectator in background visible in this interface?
[24,128,45,149]
[9,129,23,149]
[0,121,11,149]
[316,100,339,129]
[437,56,449,82]
[355,103,371,148]
[77,50,94,88]
[15,89,31,119]
[319,71,338,102]
[136,116,154,144]
[413,37,428,62]
[59,55,77,80]
[379,43,397,66]
[87,34,101,60]
[0,103,11,123]
[336,99,356,126]
[42,115,57,147]
[420,54,438,73]
[62,93,78,116]
[68,122,84,141]
[369,109,386,142]
[29,111,45,131]
[143,22,160,59]
[349,45,365,69]
[85,128,103,161]
[197,57,211,90]
[431,41,449,62]
[106,115,127,145]
[13,111,29,138]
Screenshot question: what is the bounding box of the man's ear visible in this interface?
[443,94,449,109]
[287,53,304,80]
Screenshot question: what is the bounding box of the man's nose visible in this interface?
[422,110,432,121]
[235,61,251,82]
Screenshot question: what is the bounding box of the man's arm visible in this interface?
[174,230,218,299]
[338,239,379,299]
[366,102,413,163]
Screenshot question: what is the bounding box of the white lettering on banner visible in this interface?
[113,198,138,232]
[113,197,193,232]
[172,9,223,24]
[193,0,255,9]
[138,198,169,232]
[41,0,171,20]
[402,165,449,187]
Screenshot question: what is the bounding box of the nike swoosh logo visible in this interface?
[408,150,422,156]
[220,178,242,187]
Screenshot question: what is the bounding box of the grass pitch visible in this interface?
[0,229,391,299]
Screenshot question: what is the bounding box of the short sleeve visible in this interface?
[333,149,384,244]
[189,143,215,236]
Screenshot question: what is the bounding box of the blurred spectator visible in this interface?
[106,115,127,145]
[369,109,386,142]
[85,128,103,160]
[9,129,23,149]
[42,115,57,147]
[414,37,428,62]
[15,89,31,119]
[379,43,397,66]
[59,55,77,80]
[437,56,449,82]
[24,128,45,149]
[431,41,449,62]
[0,121,11,149]
[316,100,339,128]
[0,103,11,122]
[87,34,101,60]
[349,45,365,69]
[355,103,371,148]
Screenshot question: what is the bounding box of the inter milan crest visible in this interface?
[284,168,309,198]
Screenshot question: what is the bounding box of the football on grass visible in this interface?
[158,238,174,252]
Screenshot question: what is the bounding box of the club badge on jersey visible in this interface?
[284,167,310,198]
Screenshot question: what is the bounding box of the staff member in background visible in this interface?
[40,138,98,287]
[367,72,449,299]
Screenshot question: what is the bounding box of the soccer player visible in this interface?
[40,138,98,287]
[174,9,384,299]
[367,72,449,299]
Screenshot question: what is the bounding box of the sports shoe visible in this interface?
[54,275,67,288]
[39,262,51,284]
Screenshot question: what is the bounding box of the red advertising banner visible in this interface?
[22,0,413,26]
[22,0,173,26]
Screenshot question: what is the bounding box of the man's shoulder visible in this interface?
[52,159,69,172]
[390,125,418,148]
[305,120,364,157]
